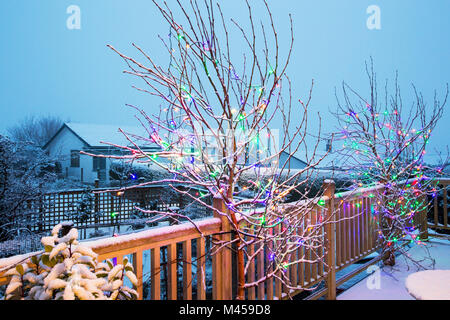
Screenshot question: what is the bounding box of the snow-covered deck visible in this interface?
[337,237,450,300]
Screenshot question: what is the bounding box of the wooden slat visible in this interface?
[323,181,336,300]
[317,208,324,278]
[355,201,360,257]
[351,201,356,261]
[361,198,365,254]
[372,201,377,248]
[212,236,222,300]
[369,201,373,250]
[357,200,362,257]
[298,233,304,288]
[247,237,256,300]
[116,254,124,266]
[257,242,265,300]
[366,198,375,252]
[364,198,369,253]
[274,224,282,299]
[266,228,273,300]
[305,212,311,284]
[444,187,448,228]
[196,237,206,300]
[291,227,298,288]
[336,203,342,267]
[434,187,439,227]
[366,197,371,250]
[368,200,374,250]
[349,201,354,260]
[340,202,346,266]
[182,240,192,300]
[283,258,290,297]
[132,250,143,300]
[167,244,177,300]
[151,247,161,300]
[221,221,232,300]
[311,209,318,281]
[346,202,351,264]
[356,200,360,258]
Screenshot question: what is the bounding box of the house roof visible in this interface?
[43,122,156,149]
[42,123,317,166]
[280,150,308,166]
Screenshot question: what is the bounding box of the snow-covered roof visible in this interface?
[287,148,347,171]
[67,122,153,147]
[44,122,157,149]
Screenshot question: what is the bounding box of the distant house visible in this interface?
[43,123,309,183]
[43,123,158,184]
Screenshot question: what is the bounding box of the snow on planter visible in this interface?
[405,270,450,300]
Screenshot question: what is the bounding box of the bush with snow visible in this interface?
[3,223,138,300]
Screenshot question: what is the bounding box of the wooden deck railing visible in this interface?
[84,217,222,300]
[1,178,447,300]
[429,178,450,232]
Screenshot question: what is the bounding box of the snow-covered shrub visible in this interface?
[109,161,172,185]
[3,224,138,300]
[64,187,103,223]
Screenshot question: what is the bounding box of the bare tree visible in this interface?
[0,135,57,242]
[90,0,330,299]
[7,115,63,147]
[332,58,448,266]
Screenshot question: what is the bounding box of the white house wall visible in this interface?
[45,126,100,184]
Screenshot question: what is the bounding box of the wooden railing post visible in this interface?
[133,250,144,300]
[212,197,233,300]
[323,180,336,300]
[416,193,429,241]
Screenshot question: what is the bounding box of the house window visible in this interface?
[70,150,80,167]
[93,157,106,171]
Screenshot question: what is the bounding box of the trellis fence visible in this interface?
[23,184,210,234]
[0,184,212,257]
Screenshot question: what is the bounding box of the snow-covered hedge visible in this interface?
[3,224,138,300]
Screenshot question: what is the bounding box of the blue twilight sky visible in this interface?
[0,0,449,161]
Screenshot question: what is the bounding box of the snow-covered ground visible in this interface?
[337,236,450,300]
[405,269,450,300]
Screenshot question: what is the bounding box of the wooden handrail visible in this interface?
[83,217,221,256]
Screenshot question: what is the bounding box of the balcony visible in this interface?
[1,178,449,300]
